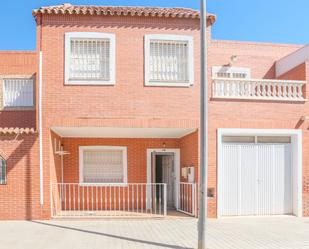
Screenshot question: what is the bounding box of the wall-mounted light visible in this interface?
[229,55,238,66]
[162,142,166,151]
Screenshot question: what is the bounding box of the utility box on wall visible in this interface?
[187,166,194,183]
[181,166,195,183]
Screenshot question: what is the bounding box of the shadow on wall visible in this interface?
[0,111,36,129]
[263,63,276,79]
[43,15,201,31]
[0,133,38,220]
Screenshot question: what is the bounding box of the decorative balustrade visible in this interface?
[212,78,306,101]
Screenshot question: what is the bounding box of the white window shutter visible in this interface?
[3,79,34,107]
[82,149,125,183]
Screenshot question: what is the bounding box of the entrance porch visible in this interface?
[50,127,198,218]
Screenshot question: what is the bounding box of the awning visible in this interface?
[51,127,196,138]
[0,127,36,135]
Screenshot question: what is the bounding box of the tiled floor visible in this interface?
[0,216,308,249]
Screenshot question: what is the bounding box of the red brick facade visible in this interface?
[0,5,308,219]
[0,52,40,219]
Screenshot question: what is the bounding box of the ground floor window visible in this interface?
[79,146,127,184]
[0,157,6,184]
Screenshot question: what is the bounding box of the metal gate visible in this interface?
[177,182,196,216]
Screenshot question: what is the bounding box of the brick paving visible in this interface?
[0,216,308,249]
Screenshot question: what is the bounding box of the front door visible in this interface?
[162,155,174,208]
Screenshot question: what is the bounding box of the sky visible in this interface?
[1,0,309,50]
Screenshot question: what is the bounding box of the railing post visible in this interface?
[193,183,196,217]
[163,183,167,216]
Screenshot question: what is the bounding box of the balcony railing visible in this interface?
[212,78,306,101]
[51,183,167,217]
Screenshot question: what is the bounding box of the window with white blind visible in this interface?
[0,156,6,185]
[3,78,34,107]
[144,34,194,87]
[79,146,127,184]
[212,66,251,79]
[65,32,115,85]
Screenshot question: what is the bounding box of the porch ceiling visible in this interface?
[51,127,196,138]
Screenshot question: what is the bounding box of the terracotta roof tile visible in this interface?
[33,3,216,23]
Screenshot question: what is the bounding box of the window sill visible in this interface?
[65,79,115,86]
[1,107,35,111]
[144,81,192,87]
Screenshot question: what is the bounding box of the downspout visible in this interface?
[39,51,43,206]
[38,14,44,207]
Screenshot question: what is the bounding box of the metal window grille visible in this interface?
[70,38,110,80]
[3,79,34,107]
[0,157,6,184]
[83,149,124,183]
[149,40,189,82]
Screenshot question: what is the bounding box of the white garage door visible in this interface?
[221,138,292,216]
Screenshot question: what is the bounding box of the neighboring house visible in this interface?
[0,3,308,220]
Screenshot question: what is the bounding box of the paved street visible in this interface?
[0,216,308,249]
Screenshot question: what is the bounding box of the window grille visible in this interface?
[70,38,110,81]
[0,157,6,184]
[149,40,189,83]
[3,78,34,107]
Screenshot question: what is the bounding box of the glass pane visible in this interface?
[0,158,6,184]
[222,136,255,143]
[257,136,291,143]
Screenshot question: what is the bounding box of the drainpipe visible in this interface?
[39,51,43,206]
[38,13,44,207]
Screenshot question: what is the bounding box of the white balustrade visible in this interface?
[212,78,306,101]
[51,183,167,217]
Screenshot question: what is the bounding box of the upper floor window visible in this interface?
[144,34,194,87]
[65,32,115,85]
[79,146,127,184]
[212,66,251,79]
[0,156,6,185]
[3,78,34,108]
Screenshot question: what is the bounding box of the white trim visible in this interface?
[146,148,180,209]
[51,127,197,139]
[217,128,302,218]
[79,146,127,185]
[276,44,309,77]
[144,34,194,87]
[39,51,44,206]
[38,51,44,206]
[64,32,116,85]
